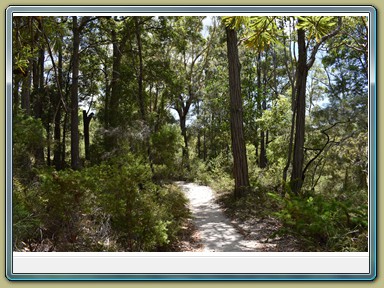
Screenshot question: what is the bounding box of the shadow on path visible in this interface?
[177,182,265,252]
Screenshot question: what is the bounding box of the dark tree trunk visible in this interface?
[289,17,341,193]
[180,114,189,161]
[34,48,46,166]
[197,131,201,159]
[290,26,308,194]
[46,123,51,166]
[83,110,94,161]
[259,98,268,169]
[283,108,296,183]
[103,63,110,129]
[105,23,128,150]
[259,65,268,168]
[226,26,250,198]
[70,16,81,170]
[53,48,63,170]
[13,75,20,114]
[196,101,201,159]
[109,29,123,128]
[203,129,207,161]
[21,67,31,115]
[256,52,267,168]
[62,111,68,168]
[282,22,297,184]
[134,17,154,173]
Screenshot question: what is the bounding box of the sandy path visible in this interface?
[178,182,264,252]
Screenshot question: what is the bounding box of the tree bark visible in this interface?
[179,114,189,161]
[53,48,63,170]
[70,16,81,170]
[83,110,94,161]
[21,65,31,115]
[105,20,130,150]
[259,53,268,168]
[226,26,250,198]
[290,26,308,194]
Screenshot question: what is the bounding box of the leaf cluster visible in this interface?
[296,16,338,42]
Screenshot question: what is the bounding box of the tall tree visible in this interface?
[290,17,342,194]
[289,22,307,193]
[70,16,81,170]
[170,17,214,165]
[226,26,250,198]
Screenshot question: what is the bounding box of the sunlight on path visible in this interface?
[177,182,264,252]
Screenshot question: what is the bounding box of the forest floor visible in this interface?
[176,182,301,252]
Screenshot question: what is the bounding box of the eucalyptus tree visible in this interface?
[223,16,343,194]
[225,23,250,198]
[168,16,215,165]
[289,16,342,193]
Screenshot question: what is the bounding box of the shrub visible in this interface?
[13,112,45,182]
[151,124,183,180]
[13,177,43,250]
[13,150,190,252]
[268,191,368,251]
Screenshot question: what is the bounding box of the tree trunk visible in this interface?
[282,108,296,183]
[62,111,68,168]
[13,75,20,114]
[196,101,202,158]
[70,16,81,170]
[290,26,308,194]
[226,26,250,198]
[21,66,31,115]
[203,129,207,161]
[180,114,189,162]
[53,48,63,170]
[83,110,93,161]
[105,24,127,150]
[259,98,268,168]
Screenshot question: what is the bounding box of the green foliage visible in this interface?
[12,177,43,250]
[155,184,190,246]
[13,152,190,252]
[222,16,250,30]
[11,16,369,253]
[151,124,183,179]
[256,95,291,133]
[296,16,338,42]
[184,151,233,192]
[269,191,368,251]
[13,112,45,181]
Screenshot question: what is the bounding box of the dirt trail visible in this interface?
[178,182,268,252]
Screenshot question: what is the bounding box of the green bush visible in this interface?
[156,184,190,246]
[13,177,43,250]
[269,191,368,251]
[38,167,97,250]
[192,153,234,192]
[95,155,190,251]
[13,112,45,182]
[13,145,190,252]
[151,124,183,180]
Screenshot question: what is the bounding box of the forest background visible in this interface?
[10,12,370,252]
[0,0,380,286]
